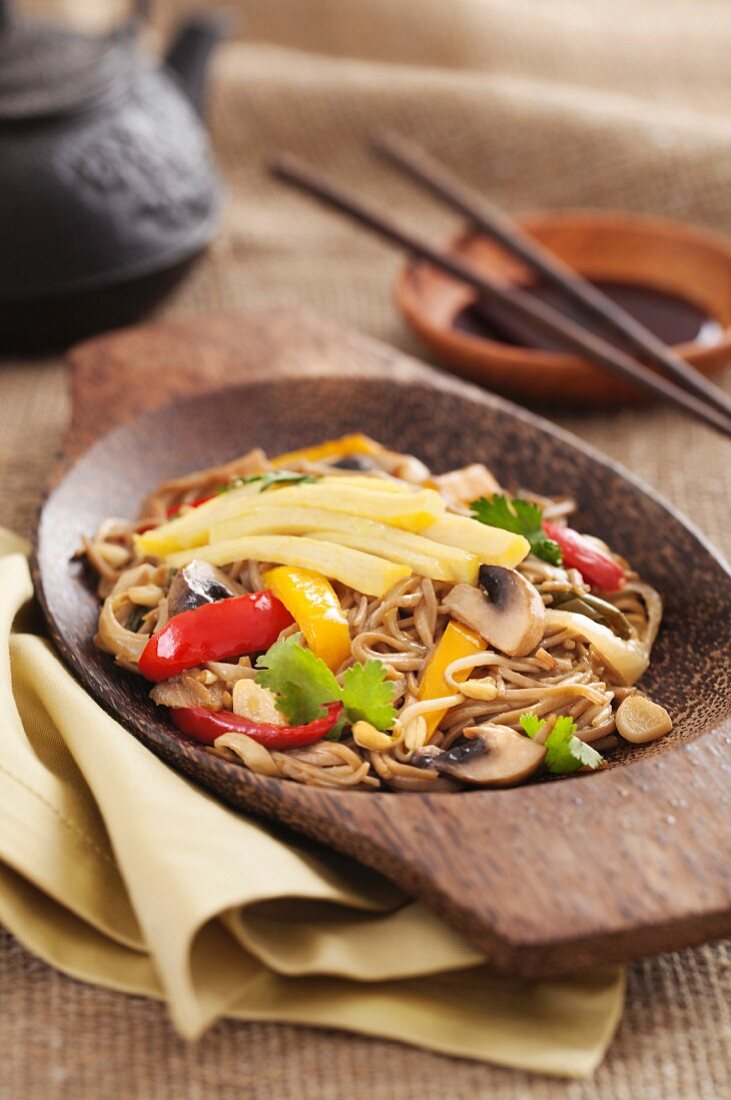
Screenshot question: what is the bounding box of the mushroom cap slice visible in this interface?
[441,565,545,657]
[167,559,241,617]
[431,724,546,787]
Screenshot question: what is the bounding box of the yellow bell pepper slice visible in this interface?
[271,433,382,469]
[263,565,352,671]
[418,621,485,738]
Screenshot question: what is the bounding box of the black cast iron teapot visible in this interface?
[0,0,225,351]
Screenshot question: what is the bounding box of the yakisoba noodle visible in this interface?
[81,434,670,791]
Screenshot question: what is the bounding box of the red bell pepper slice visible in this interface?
[136,492,218,533]
[138,590,293,682]
[170,701,343,750]
[166,492,217,518]
[542,521,625,592]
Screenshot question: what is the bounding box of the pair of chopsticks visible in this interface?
[269,134,731,439]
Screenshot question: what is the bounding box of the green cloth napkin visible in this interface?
[0,530,624,1076]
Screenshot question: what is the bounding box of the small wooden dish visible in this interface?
[33,308,731,979]
[395,211,731,405]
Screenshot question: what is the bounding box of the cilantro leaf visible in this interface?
[471,494,562,566]
[519,712,545,739]
[256,471,319,493]
[217,471,318,497]
[544,716,603,775]
[255,633,339,725]
[255,634,396,738]
[471,494,524,535]
[341,660,396,731]
[568,736,604,770]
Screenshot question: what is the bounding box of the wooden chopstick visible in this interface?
[373,130,731,423]
[270,153,731,439]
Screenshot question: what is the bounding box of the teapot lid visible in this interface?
[0,2,138,121]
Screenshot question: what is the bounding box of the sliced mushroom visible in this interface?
[167,559,242,617]
[442,565,545,656]
[411,744,445,768]
[430,725,546,787]
[331,454,377,472]
[615,695,672,744]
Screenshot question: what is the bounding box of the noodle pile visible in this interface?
[81,441,665,792]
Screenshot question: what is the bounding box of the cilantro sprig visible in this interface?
[518,712,544,739]
[255,633,396,738]
[471,494,562,566]
[255,634,338,726]
[519,712,603,775]
[339,661,397,731]
[217,471,318,496]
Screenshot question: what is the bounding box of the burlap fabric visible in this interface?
[2,1,730,1094]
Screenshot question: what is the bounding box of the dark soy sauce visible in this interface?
[454,279,723,353]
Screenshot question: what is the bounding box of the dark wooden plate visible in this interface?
[33,308,731,978]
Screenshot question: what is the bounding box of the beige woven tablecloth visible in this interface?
[2,1,731,1095]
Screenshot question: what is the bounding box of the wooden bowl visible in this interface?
[33,309,731,978]
[395,211,731,405]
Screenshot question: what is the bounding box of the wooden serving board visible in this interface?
[38,306,731,978]
[63,308,433,468]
